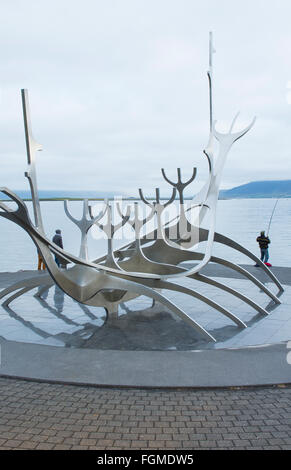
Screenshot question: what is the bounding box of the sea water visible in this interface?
[0,198,289,272]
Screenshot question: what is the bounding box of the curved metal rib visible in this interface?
[116,240,272,316]
[84,272,216,342]
[212,231,284,293]
[123,276,247,329]
[118,249,265,323]
[116,242,256,325]
[140,234,280,302]
[210,255,280,304]
[193,273,269,316]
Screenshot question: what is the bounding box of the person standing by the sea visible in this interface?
[52,229,63,267]
[37,249,46,271]
[256,231,271,266]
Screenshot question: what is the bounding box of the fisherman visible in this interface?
[52,229,63,267]
[256,231,271,266]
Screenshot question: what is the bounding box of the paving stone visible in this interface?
[0,378,290,450]
[53,444,72,450]
[18,441,38,449]
[35,443,55,450]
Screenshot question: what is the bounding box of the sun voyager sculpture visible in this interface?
[0,33,284,343]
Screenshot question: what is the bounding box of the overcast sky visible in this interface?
[0,0,291,196]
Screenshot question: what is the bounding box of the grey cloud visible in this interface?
[0,0,291,195]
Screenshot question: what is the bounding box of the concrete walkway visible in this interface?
[0,377,290,450]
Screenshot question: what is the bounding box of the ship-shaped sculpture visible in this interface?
[0,33,283,342]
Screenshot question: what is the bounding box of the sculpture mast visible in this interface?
[21,89,44,233]
[208,31,215,134]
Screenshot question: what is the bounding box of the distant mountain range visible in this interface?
[1,181,290,201]
[219,180,291,199]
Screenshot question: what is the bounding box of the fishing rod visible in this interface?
[266,198,279,237]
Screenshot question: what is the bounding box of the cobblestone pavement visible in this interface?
[0,378,290,450]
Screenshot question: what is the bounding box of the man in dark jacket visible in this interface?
[256,231,271,265]
[52,229,63,267]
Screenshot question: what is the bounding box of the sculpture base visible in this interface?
[0,266,290,387]
[0,266,290,350]
[0,339,290,388]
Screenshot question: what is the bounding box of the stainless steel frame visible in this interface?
[0,33,284,343]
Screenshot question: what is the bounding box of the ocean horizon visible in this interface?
[0,189,127,200]
[1,189,287,201]
[0,190,194,200]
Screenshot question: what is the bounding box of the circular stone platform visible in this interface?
[0,265,290,388]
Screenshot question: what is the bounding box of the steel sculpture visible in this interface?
[64,198,106,261]
[0,33,284,343]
